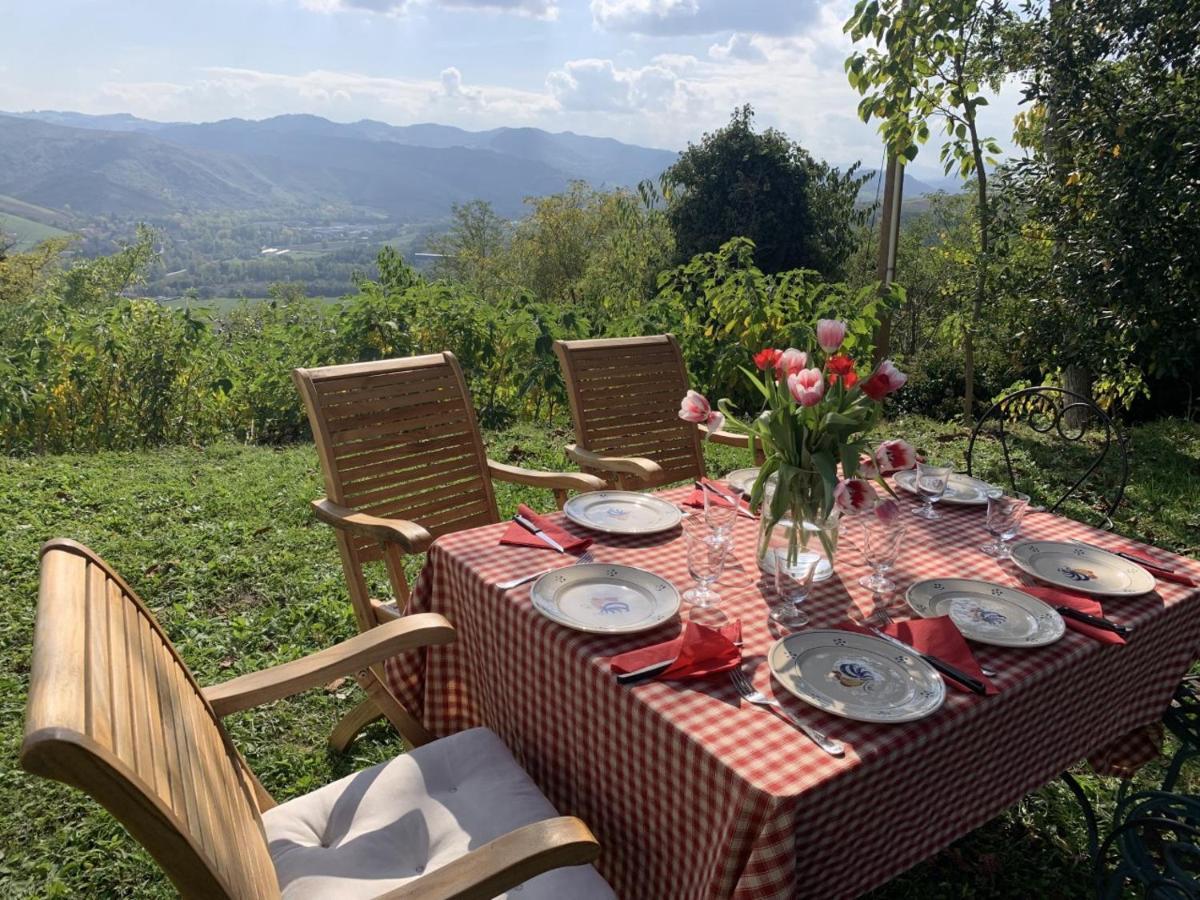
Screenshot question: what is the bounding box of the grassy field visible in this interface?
[0,212,72,251]
[0,416,1196,897]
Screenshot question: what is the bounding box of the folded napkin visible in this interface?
[610,620,742,684]
[1018,585,1127,645]
[683,479,755,517]
[1115,544,1198,587]
[843,617,998,694]
[499,504,592,553]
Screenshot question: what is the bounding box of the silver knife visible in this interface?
[513,514,566,553]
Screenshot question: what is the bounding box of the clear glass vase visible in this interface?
[756,474,839,585]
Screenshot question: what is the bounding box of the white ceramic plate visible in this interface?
[894,469,996,506]
[530,563,680,634]
[1009,541,1156,597]
[726,468,761,495]
[562,491,682,535]
[767,629,945,723]
[906,578,1065,647]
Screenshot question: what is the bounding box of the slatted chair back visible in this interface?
[555,335,704,488]
[21,540,280,900]
[966,386,1129,527]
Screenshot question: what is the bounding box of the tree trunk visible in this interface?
[873,152,905,363]
[1062,364,1093,430]
[963,112,989,424]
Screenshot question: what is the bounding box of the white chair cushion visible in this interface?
[263,727,613,900]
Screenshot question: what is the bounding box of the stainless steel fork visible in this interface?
[729,668,845,757]
[496,550,595,590]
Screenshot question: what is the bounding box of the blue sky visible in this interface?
[0,0,1021,177]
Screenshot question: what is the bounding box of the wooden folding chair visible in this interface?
[21,540,612,900]
[293,352,603,750]
[554,334,755,489]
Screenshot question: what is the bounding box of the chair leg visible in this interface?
[329,697,385,753]
[1061,771,1101,862]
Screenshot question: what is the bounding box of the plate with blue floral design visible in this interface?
[767,629,945,723]
[530,563,680,634]
[563,491,682,535]
[1009,541,1155,597]
[907,579,1065,647]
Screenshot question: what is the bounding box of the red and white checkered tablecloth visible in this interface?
[384,486,1200,900]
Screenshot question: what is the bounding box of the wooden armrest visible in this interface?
[565,444,662,480]
[203,613,454,717]
[487,460,605,493]
[375,816,601,900]
[312,499,433,554]
[698,424,752,449]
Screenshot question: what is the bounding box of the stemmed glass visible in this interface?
[858,516,906,593]
[981,490,1030,558]
[702,483,738,535]
[768,549,817,631]
[683,526,731,608]
[911,461,953,520]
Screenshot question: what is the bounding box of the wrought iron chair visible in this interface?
[965,386,1129,528]
[553,334,757,490]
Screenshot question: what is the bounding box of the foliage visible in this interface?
[655,237,904,409]
[1,419,1198,896]
[1005,0,1200,412]
[662,106,868,278]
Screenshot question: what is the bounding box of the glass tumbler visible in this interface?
[683,528,731,608]
[912,461,953,520]
[981,490,1030,558]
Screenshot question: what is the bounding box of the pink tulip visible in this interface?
[787,368,825,407]
[874,499,901,524]
[678,390,724,432]
[874,439,917,474]
[775,348,808,378]
[861,359,908,400]
[835,478,878,513]
[816,319,848,354]
[858,455,879,479]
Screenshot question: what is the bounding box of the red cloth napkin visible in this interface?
[683,479,755,517]
[610,620,742,683]
[1115,544,1198,587]
[842,617,998,694]
[1018,585,1127,645]
[499,504,592,553]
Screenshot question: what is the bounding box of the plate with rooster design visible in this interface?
[530,564,680,634]
[563,491,682,535]
[894,470,997,505]
[1009,541,1155,597]
[767,630,945,723]
[907,579,1065,647]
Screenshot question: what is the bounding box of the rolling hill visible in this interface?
[0,111,680,222]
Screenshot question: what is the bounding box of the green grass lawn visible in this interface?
[0,212,72,252]
[0,416,1197,897]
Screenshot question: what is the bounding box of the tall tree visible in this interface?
[662,105,866,277]
[425,200,512,304]
[846,0,1008,420]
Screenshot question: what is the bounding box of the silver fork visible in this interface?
[729,668,845,757]
[496,550,595,590]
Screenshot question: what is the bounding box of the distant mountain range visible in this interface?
[0,111,681,222]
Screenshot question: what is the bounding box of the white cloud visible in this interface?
[301,0,557,16]
[708,33,766,62]
[546,58,689,114]
[591,0,817,36]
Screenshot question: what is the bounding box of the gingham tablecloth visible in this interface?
[384,486,1200,899]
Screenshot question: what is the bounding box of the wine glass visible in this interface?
[702,483,738,535]
[911,461,953,520]
[858,517,906,593]
[683,528,731,608]
[767,547,817,631]
[981,490,1030,557]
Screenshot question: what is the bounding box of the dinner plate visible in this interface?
[726,468,761,495]
[906,578,1065,647]
[894,469,996,506]
[530,563,680,634]
[562,491,682,535]
[1009,540,1156,597]
[767,629,945,723]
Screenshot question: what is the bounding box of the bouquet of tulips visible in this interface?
[679,318,914,565]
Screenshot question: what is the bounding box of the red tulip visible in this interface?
[835,478,879,512]
[754,348,783,371]
[826,354,858,387]
[861,359,908,400]
[874,439,917,474]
